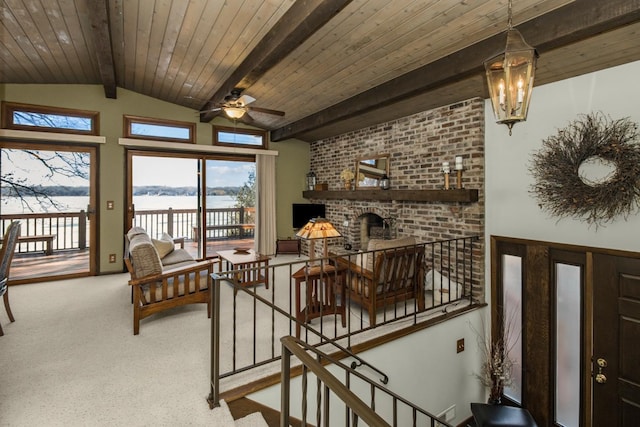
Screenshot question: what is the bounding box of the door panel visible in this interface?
[128,153,201,259]
[0,142,97,282]
[593,254,640,426]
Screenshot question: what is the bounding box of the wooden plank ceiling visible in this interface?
[1,0,640,142]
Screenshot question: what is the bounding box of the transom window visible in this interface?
[124,115,195,143]
[1,102,99,135]
[213,126,267,149]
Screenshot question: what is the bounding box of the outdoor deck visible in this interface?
[9,238,254,282]
[3,206,256,283]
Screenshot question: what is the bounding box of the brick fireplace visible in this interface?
[304,97,486,300]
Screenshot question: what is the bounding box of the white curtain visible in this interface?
[255,154,277,255]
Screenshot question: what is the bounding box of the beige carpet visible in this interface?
[0,255,307,426]
[0,254,455,426]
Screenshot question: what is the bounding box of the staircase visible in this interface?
[212,400,269,427]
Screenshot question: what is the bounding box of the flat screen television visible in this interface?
[292,203,325,229]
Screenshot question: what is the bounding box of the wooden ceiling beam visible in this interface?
[199,0,353,122]
[86,0,117,99]
[271,0,640,142]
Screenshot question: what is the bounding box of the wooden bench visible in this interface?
[1,234,56,255]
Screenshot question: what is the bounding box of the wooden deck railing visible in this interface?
[1,206,255,254]
[133,206,255,240]
[1,212,87,253]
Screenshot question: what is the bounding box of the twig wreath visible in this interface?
[530,113,640,227]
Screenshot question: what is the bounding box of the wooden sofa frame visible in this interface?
[340,244,425,326]
[124,254,214,335]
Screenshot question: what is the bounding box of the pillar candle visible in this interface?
[455,156,463,170]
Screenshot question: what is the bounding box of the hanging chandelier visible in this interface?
[484,0,538,135]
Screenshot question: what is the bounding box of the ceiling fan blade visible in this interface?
[247,106,285,116]
[198,107,221,114]
[240,112,255,123]
[197,109,222,119]
[238,94,256,106]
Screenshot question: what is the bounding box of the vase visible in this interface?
[344,181,352,190]
[488,383,503,405]
[487,395,502,405]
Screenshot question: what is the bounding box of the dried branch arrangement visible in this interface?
[530,113,640,227]
[472,310,520,404]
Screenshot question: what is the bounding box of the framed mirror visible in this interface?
[356,154,390,189]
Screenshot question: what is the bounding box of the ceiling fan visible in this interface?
[198,89,285,120]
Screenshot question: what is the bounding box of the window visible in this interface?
[502,253,523,404]
[554,262,582,427]
[213,126,267,149]
[124,115,195,143]
[1,102,99,135]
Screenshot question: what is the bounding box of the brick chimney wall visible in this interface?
[305,97,485,300]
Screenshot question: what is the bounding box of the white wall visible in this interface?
[485,60,640,253]
[249,309,486,425]
[245,61,640,424]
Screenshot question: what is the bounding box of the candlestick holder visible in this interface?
[456,168,465,189]
[443,171,451,190]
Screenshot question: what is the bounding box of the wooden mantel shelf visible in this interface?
[302,188,478,203]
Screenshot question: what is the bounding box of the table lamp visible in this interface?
[296,217,341,261]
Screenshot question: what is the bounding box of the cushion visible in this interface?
[425,269,463,304]
[366,236,416,272]
[128,232,163,278]
[127,226,148,241]
[152,236,174,259]
[160,249,195,266]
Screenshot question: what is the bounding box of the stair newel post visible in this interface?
[280,338,292,427]
[207,273,222,409]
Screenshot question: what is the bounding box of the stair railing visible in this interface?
[208,271,389,409]
[280,335,453,427]
[208,235,481,410]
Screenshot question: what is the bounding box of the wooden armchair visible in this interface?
[341,237,425,326]
[0,221,21,336]
[124,227,214,335]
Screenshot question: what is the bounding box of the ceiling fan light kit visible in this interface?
[199,88,284,121]
[484,0,538,136]
[223,106,246,119]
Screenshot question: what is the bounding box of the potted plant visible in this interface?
[340,168,355,190]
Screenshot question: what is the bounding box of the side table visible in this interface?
[218,249,271,294]
[291,264,346,338]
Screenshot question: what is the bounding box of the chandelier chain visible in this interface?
[507,0,513,29]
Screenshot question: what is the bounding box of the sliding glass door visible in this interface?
[202,159,255,258]
[128,153,201,257]
[127,151,255,259]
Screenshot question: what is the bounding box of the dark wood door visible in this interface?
[593,254,640,426]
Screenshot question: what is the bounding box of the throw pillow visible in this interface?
[425,269,461,304]
[152,235,174,259]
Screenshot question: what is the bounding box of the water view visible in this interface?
[2,195,237,214]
